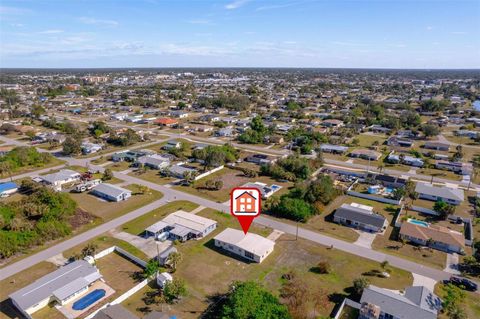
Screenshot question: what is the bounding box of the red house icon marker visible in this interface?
[234,191,257,214]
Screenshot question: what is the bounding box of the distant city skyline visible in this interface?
[0,0,479,69]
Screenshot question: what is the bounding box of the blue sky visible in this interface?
[0,0,479,68]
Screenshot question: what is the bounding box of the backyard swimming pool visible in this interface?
[407,218,429,228]
[72,289,106,311]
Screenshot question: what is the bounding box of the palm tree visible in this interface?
[377,164,385,174]
[167,252,182,272]
[81,243,98,258]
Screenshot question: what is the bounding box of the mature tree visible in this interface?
[353,277,370,296]
[434,200,455,220]
[392,187,406,200]
[421,124,441,138]
[102,168,114,181]
[162,278,187,304]
[81,243,98,258]
[271,196,313,222]
[62,136,82,155]
[143,259,160,278]
[303,175,338,205]
[218,281,291,319]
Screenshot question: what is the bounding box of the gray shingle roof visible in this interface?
[415,183,464,202]
[360,285,442,319]
[334,204,386,229]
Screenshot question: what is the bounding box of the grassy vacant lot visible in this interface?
[104,160,132,172]
[128,168,177,185]
[173,167,292,203]
[417,167,462,181]
[69,184,163,222]
[354,134,387,148]
[0,156,65,179]
[121,200,199,236]
[0,262,58,319]
[122,231,413,319]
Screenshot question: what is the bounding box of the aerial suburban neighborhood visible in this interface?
[8,0,480,318]
[0,67,478,319]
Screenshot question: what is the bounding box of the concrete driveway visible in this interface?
[353,230,377,249]
[110,230,165,258]
[412,273,437,291]
[444,253,461,275]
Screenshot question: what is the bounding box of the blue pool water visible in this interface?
[385,187,393,194]
[407,219,429,228]
[271,184,280,190]
[72,289,106,310]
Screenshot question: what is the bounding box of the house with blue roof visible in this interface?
[0,182,18,197]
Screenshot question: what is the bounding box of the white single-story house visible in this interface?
[387,153,424,167]
[320,144,349,154]
[163,140,182,150]
[165,164,198,179]
[415,183,464,205]
[214,228,275,263]
[137,154,170,170]
[9,260,102,318]
[91,183,132,202]
[81,142,103,155]
[0,181,18,197]
[36,169,82,191]
[145,210,217,242]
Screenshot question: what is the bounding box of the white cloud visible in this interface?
[450,31,467,35]
[78,17,118,26]
[256,2,300,12]
[225,0,249,10]
[0,6,31,15]
[426,26,434,31]
[38,29,64,34]
[10,23,25,27]
[187,19,212,25]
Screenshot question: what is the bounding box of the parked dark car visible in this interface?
[445,276,478,291]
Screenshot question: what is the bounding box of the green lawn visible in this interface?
[121,200,199,236]
[69,184,163,222]
[354,134,387,148]
[128,168,177,185]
